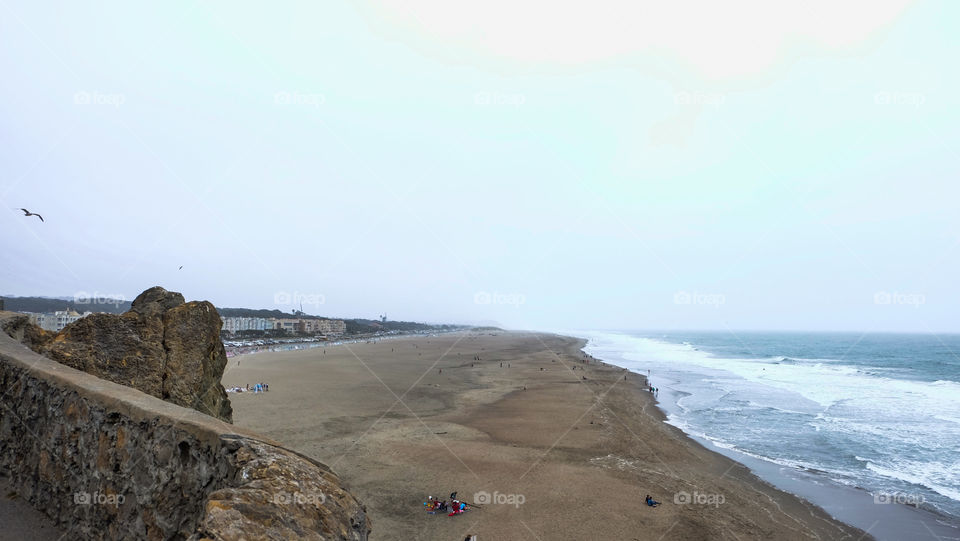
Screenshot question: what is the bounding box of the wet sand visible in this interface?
[224,331,868,540]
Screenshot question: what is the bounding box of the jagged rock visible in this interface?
[163,300,232,422]
[192,438,371,541]
[0,325,372,540]
[6,286,233,423]
[0,312,52,349]
[130,286,186,317]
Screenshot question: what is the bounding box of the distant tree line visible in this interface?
[1,296,130,314]
[216,307,334,319]
[343,318,465,335]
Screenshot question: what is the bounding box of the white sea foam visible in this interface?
[575,330,960,509]
[863,459,960,502]
[579,331,960,414]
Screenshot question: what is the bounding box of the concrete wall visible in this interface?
[0,314,370,540]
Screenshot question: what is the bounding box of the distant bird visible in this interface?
[179,266,183,270]
[20,208,43,222]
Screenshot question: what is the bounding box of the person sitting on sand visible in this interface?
[645,495,660,507]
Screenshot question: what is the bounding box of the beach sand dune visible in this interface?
[224,331,866,540]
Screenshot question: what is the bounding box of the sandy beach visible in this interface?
[223,331,867,540]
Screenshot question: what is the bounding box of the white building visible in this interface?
[28,310,90,332]
[220,316,273,334]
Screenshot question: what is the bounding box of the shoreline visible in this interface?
[579,332,960,541]
[224,330,870,540]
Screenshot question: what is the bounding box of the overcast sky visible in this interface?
[1,1,957,332]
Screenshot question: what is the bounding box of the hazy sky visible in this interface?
[1,1,957,332]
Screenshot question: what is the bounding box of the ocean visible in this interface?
[576,330,960,535]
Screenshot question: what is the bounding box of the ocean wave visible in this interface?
[579,330,960,518]
[863,459,960,503]
[586,332,960,412]
[677,422,857,477]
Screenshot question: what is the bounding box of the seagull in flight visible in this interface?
[179,266,183,270]
[20,208,43,222]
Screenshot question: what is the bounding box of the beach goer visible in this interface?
[645,495,660,507]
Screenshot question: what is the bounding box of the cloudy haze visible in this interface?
[1,1,957,332]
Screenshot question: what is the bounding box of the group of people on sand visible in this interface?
[424,491,471,517]
[226,382,270,393]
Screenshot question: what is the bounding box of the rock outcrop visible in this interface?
[8,286,233,423]
[0,318,371,540]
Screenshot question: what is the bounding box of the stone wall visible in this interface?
[0,313,370,540]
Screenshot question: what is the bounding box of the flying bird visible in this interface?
[20,208,43,222]
[179,266,183,270]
